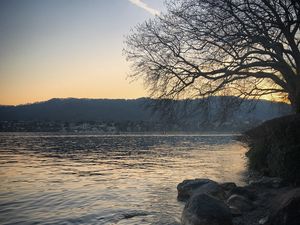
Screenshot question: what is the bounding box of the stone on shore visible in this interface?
[177,177,300,225]
[177,179,225,201]
[228,206,243,217]
[226,194,255,212]
[269,188,300,225]
[229,186,257,201]
[181,193,233,225]
[220,182,237,192]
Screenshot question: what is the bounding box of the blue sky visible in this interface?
[0,0,165,105]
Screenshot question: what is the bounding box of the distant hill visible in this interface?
[0,98,153,122]
[0,97,291,123]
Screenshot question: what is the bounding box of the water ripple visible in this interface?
[0,133,246,224]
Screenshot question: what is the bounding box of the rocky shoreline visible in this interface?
[176,177,300,225]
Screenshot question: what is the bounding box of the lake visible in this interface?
[0,133,247,225]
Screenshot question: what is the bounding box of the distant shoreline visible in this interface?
[0,131,242,136]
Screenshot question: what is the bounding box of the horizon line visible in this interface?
[0,96,290,107]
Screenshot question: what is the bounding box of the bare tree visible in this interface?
[125,0,300,113]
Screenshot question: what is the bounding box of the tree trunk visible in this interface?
[289,90,300,114]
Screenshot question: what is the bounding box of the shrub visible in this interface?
[242,114,300,184]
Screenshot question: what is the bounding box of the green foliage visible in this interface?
[244,115,300,184]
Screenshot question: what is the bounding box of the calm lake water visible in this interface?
[0,133,247,225]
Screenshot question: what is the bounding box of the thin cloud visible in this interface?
[128,0,160,15]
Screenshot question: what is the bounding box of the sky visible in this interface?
[0,0,165,105]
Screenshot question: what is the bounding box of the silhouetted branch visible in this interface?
[125,0,300,113]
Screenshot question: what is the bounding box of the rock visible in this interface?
[177,179,216,200]
[220,182,237,192]
[226,194,255,212]
[229,186,256,201]
[269,188,300,225]
[258,216,269,225]
[229,206,242,217]
[181,194,233,225]
[177,179,225,201]
[249,177,285,188]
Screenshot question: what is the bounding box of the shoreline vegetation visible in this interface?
[178,114,300,225]
[242,114,300,185]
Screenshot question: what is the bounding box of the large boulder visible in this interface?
[181,194,233,225]
[269,188,300,225]
[177,179,225,201]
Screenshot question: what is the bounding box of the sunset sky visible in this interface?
[0,0,164,105]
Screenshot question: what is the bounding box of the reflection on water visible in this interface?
[0,133,247,224]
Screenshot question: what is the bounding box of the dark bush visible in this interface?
[242,114,300,184]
